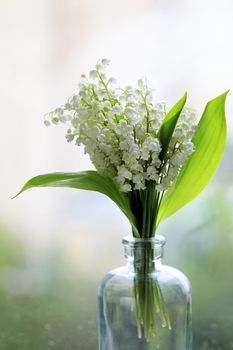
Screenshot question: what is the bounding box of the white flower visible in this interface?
[137,79,145,89]
[46,59,196,193]
[119,139,128,150]
[141,147,150,161]
[131,163,143,172]
[136,125,146,141]
[170,153,187,166]
[133,173,144,183]
[112,104,122,114]
[108,77,117,85]
[97,134,105,142]
[134,182,146,190]
[101,58,110,68]
[147,166,159,181]
[156,184,165,192]
[44,119,50,127]
[89,70,98,79]
[117,165,132,180]
[89,125,100,139]
[168,166,179,178]
[121,182,132,192]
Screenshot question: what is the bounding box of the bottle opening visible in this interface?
[122,235,166,247]
[122,235,165,265]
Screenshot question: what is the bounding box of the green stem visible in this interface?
[129,182,162,238]
[96,70,114,106]
[141,188,148,238]
[133,247,172,343]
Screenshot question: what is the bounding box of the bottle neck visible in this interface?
[122,235,165,273]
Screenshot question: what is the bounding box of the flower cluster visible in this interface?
[45,59,196,192]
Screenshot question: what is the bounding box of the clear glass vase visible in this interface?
[98,235,192,350]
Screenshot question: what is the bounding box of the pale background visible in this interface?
[0,1,233,349]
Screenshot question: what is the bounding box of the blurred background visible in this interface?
[1,0,233,349]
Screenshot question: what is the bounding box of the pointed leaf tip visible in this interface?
[13,171,140,237]
[11,188,24,200]
[208,90,229,105]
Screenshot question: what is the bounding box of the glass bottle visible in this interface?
[98,235,192,350]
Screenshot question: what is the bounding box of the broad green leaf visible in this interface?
[157,91,229,225]
[158,92,187,160]
[14,171,140,237]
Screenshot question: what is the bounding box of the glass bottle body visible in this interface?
[98,236,192,350]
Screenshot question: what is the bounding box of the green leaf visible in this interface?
[14,171,140,237]
[157,91,229,225]
[158,92,187,160]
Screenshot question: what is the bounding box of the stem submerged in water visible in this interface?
[132,244,171,344]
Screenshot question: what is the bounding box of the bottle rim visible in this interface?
[122,235,166,247]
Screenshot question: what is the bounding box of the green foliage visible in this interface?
[14,171,140,237]
[157,91,229,225]
[15,92,229,237]
[158,92,187,160]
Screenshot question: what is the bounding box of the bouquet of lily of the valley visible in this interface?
[16,59,228,339]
